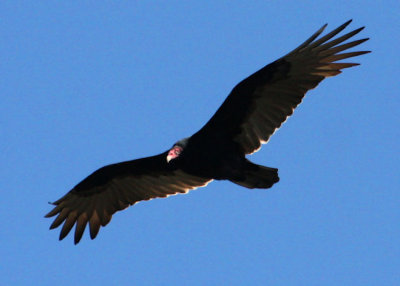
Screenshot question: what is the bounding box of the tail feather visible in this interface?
[231,162,279,189]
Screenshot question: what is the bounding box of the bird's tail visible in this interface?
[231,161,279,189]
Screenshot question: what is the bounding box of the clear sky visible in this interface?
[1,1,399,285]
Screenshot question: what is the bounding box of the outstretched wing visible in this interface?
[196,20,370,154]
[45,152,211,244]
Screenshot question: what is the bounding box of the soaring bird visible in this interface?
[46,20,370,244]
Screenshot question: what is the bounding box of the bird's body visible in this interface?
[178,133,278,188]
[46,20,370,244]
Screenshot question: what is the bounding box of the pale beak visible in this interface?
[167,146,182,162]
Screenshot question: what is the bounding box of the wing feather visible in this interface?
[74,213,88,244]
[60,211,78,240]
[89,210,101,239]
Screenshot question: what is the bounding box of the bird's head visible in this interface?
[167,137,189,163]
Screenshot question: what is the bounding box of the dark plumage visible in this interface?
[46,20,370,244]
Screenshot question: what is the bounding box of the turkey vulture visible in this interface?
[46,20,370,244]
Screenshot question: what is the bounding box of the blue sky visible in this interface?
[1,1,399,285]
